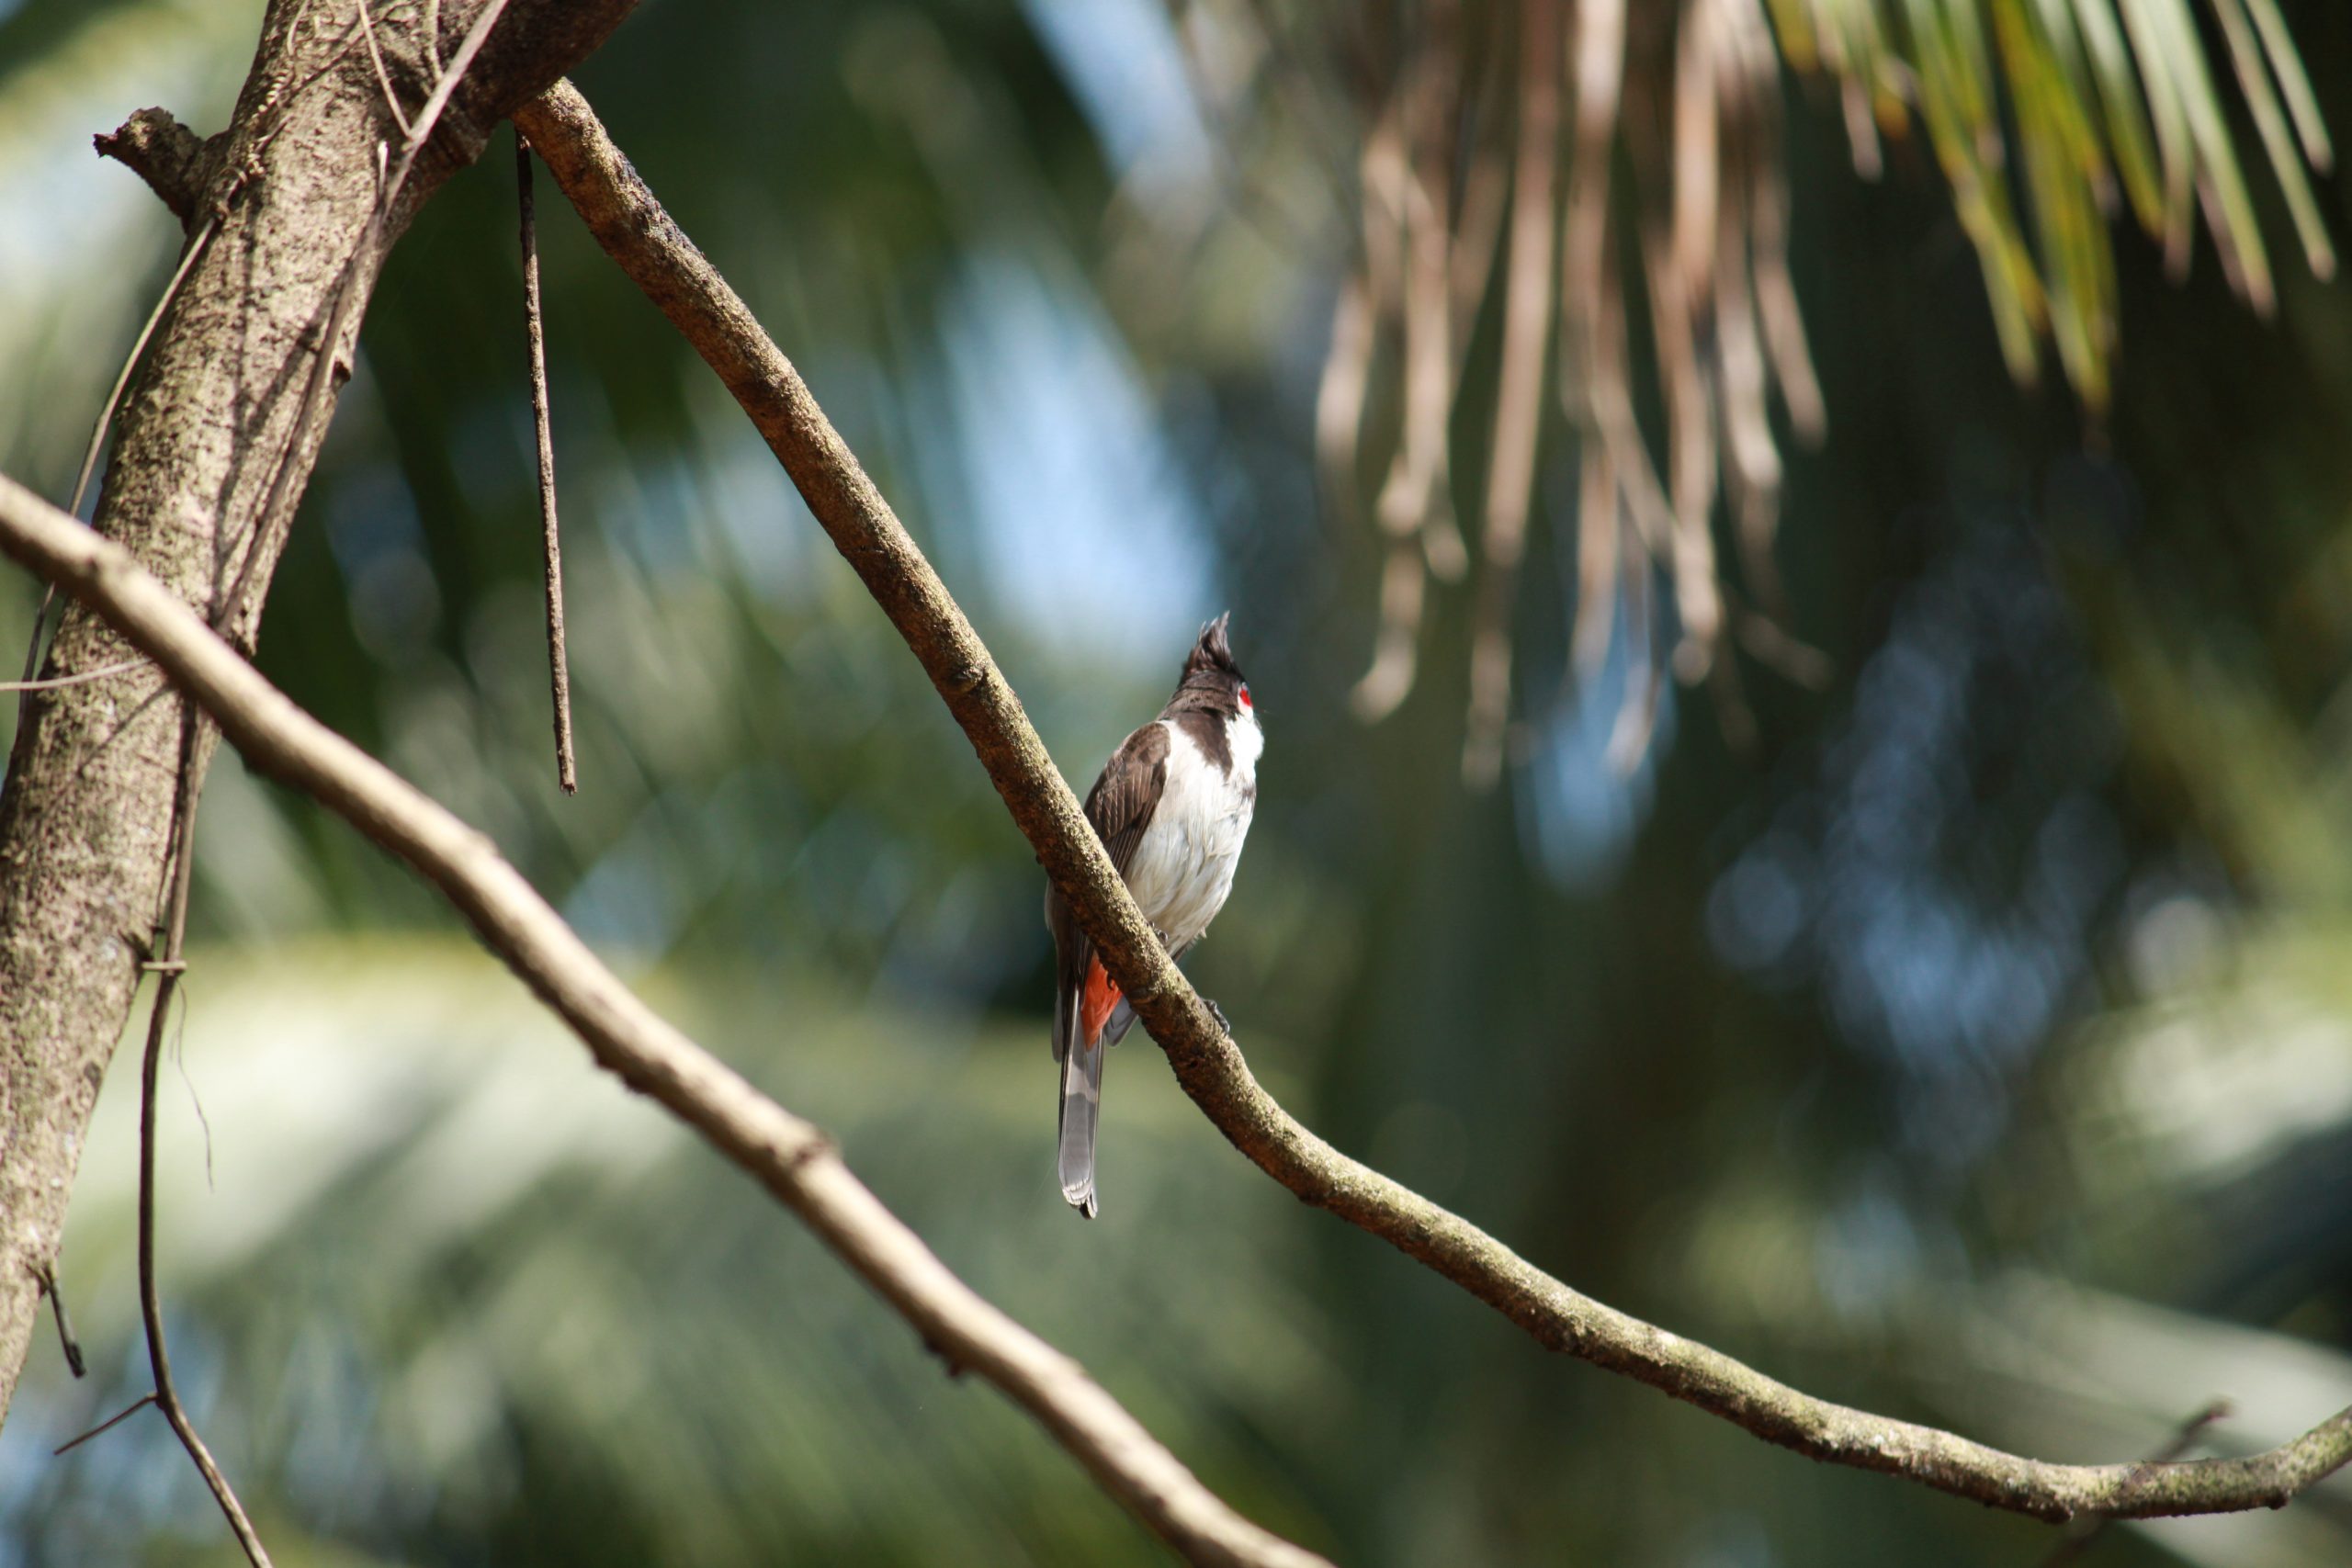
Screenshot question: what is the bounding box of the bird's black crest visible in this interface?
[1182,613,1242,681]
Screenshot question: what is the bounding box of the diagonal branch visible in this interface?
[510,77,2352,1527]
[0,472,1325,1568]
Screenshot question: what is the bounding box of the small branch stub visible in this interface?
[94,107,211,226]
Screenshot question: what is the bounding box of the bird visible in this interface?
[1046,614,1261,1219]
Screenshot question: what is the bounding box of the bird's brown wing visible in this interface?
[1086,725,1170,876]
[1049,722,1169,1059]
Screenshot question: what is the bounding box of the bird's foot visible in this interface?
[1202,997,1232,1038]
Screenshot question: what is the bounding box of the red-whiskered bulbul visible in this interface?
[1047,614,1261,1218]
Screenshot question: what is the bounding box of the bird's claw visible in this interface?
[1203,997,1231,1037]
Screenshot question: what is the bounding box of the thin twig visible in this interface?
[2036,1402,2235,1568]
[132,701,271,1568]
[517,130,576,793]
[0,656,152,694]
[355,0,416,141]
[0,470,1326,1568]
[52,1393,156,1456]
[169,992,218,1190]
[501,81,2352,1525]
[31,1263,85,1379]
[396,0,507,156]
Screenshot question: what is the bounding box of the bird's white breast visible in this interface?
[1124,712,1259,953]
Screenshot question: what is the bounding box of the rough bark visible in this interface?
[0,0,636,1431]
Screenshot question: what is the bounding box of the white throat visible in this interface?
[1228,708,1265,782]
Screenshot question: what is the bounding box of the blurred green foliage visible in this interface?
[2,1,2350,1564]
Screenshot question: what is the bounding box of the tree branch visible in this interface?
[0,473,1327,1568]
[511,77,2352,1526]
[93,107,215,227]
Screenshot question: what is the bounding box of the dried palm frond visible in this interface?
[1168,0,2335,782]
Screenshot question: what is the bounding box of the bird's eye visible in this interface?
[1238,683,1252,710]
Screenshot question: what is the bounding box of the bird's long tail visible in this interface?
[1056,955,1119,1218]
[1057,1028,1104,1219]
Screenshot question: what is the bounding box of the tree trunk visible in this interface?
[0,0,635,1430]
